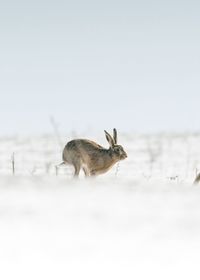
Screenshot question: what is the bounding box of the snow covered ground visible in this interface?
[0,133,200,279]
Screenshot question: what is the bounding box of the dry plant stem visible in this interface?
[11,153,15,175]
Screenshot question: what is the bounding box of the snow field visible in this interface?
[0,133,200,279]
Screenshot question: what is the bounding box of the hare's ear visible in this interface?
[113,128,117,144]
[104,130,114,148]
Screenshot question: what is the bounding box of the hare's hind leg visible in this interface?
[72,161,81,178]
[82,166,90,177]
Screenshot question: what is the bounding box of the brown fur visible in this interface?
[62,129,127,177]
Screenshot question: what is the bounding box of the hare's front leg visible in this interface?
[90,170,98,177]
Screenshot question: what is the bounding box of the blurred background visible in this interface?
[0,0,200,136]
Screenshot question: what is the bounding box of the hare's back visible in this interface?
[65,139,103,152]
[63,139,103,163]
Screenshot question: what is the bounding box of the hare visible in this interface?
[61,128,127,177]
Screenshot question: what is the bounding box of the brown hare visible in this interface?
[61,128,127,177]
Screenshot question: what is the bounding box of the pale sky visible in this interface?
[0,0,200,135]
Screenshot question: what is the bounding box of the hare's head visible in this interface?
[104,128,127,160]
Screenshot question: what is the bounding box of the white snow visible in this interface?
[0,133,200,279]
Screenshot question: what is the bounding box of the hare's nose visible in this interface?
[124,152,128,158]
